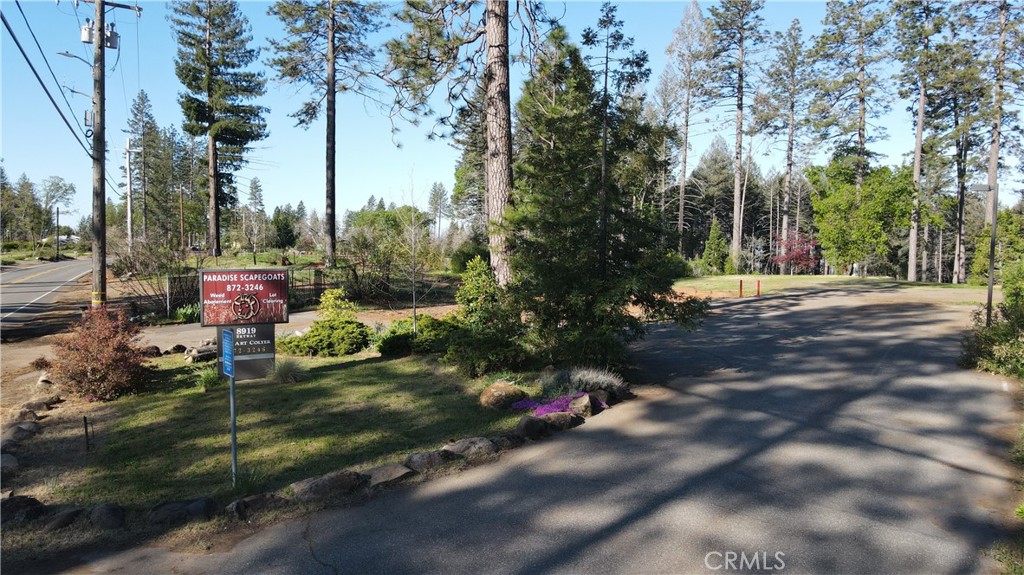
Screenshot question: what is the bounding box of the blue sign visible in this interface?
[222,328,235,378]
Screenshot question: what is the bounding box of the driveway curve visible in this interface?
[72,284,1019,574]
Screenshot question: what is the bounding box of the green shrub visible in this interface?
[441,257,526,376]
[450,240,489,273]
[269,358,308,383]
[961,259,1024,379]
[538,369,572,397]
[50,307,153,400]
[377,328,413,357]
[195,366,221,391]
[278,318,372,356]
[318,288,358,322]
[174,303,200,323]
[2,241,20,251]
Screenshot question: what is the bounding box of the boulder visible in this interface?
[185,350,217,364]
[590,389,615,406]
[1,453,19,474]
[9,408,39,422]
[201,338,216,347]
[442,437,497,458]
[479,381,528,410]
[489,434,526,451]
[148,497,216,525]
[169,344,187,354]
[540,412,585,431]
[44,508,84,531]
[1,495,46,524]
[90,503,126,529]
[515,416,557,440]
[1,438,18,453]
[366,464,416,489]
[289,470,366,501]
[225,493,288,521]
[2,423,38,443]
[20,400,50,413]
[569,394,603,418]
[36,372,53,386]
[403,450,461,472]
[141,345,162,358]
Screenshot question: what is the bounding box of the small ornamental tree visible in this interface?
[773,231,820,274]
[50,307,153,400]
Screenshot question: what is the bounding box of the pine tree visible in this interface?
[707,0,765,269]
[386,0,550,285]
[170,0,268,257]
[666,0,715,255]
[427,182,451,238]
[267,0,384,267]
[811,0,890,195]
[755,19,813,272]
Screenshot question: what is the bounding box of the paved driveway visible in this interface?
[72,285,1019,574]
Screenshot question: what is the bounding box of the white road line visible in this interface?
[1,268,91,320]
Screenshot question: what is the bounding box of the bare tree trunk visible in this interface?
[908,79,925,281]
[984,0,1007,226]
[730,34,745,267]
[678,94,691,255]
[205,15,220,257]
[325,0,337,267]
[484,0,512,286]
[781,97,795,274]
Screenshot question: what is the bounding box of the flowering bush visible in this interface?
[510,392,594,416]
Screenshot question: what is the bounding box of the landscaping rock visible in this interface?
[90,503,126,529]
[541,412,585,431]
[9,408,39,422]
[42,395,64,407]
[44,508,84,531]
[515,415,557,440]
[20,400,50,412]
[141,345,162,358]
[148,497,216,525]
[569,393,602,418]
[2,490,14,500]
[1,453,19,474]
[170,344,187,354]
[366,464,416,489]
[442,437,498,458]
[226,493,288,520]
[37,372,53,386]
[590,389,615,406]
[185,350,217,364]
[1,438,17,453]
[201,338,216,347]
[1,495,46,524]
[2,422,39,443]
[403,450,461,472]
[289,470,366,501]
[479,381,528,410]
[490,434,526,451]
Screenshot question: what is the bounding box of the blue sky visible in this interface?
[1,1,1007,229]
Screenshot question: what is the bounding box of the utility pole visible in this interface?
[77,0,142,308]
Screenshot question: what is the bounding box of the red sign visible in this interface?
[200,269,289,327]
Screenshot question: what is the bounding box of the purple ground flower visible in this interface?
[532,392,586,416]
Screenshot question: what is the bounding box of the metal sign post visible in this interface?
[222,327,237,487]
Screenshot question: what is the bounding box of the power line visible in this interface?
[13,0,85,134]
[1,10,93,160]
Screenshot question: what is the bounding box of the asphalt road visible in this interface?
[0,259,92,328]
[71,284,1019,574]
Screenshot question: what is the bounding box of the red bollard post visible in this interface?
[739,279,743,298]
[757,280,761,297]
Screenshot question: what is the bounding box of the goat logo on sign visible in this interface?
[231,293,261,320]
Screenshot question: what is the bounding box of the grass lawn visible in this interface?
[59,353,532,508]
[674,274,997,299]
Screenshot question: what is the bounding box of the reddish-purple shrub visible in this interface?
[50,307,153,400]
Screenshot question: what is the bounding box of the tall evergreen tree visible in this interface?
[170,0,269,257]
[894,0,945,281]
[811,0,890,195]
[386,0,550,285]
[707,0,765,268]
[582,2,650,279]
[755,19,814,272]
[666,0,715,255]
[427,182,451,238]
[267,0,384,267]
